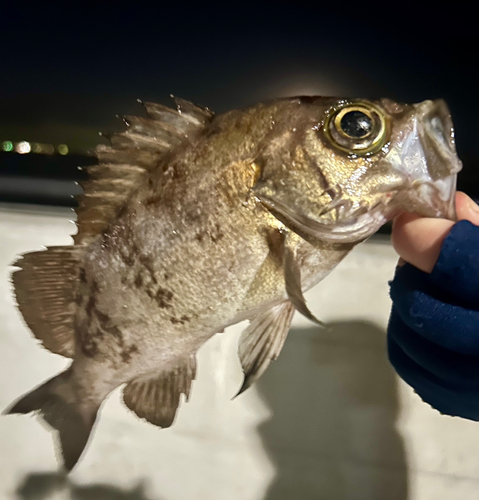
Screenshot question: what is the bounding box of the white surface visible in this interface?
[1,205,478,500]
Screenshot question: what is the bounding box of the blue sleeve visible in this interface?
[387,220,479,420]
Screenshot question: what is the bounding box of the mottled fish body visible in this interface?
[5,95,461,470]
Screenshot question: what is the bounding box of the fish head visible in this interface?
[254,96,462,243]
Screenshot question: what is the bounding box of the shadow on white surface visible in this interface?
[15,473,154,500]
[256,321,408,500]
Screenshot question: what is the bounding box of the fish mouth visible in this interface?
[383,99,461,222]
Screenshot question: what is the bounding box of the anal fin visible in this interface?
[12,246,80,358]
[123,354,197,427]
[237,301,295,395]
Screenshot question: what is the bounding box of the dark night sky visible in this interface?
[1,4,478,204]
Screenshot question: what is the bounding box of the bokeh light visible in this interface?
[31,143,42,153]
[15,141,31,154]
[57,144,69,155]
[2,141,13,152]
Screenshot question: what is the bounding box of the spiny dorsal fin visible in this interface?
[12,246,81,357]
[236,301,295,396]
[123,354,197,428]
[74,97,214,246]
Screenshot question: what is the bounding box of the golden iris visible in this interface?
[324,101,388,156]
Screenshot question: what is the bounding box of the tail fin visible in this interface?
[5,370,99,471]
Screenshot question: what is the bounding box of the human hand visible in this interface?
[387,192,479,420]
[391,192,479,273]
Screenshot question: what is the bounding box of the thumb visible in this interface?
[391,192,479,273]
[456,191,479,223]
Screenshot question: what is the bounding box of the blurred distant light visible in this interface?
[2,140,13,152]
[16,141,31,154]
[57,144,69,155]
[43,144,55,155]
[31,143,42,154]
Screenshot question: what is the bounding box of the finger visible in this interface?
[391,192,479,273]
[456,191,479,225]
[391,213,454,273]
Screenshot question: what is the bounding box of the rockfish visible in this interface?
[5,95,462,470]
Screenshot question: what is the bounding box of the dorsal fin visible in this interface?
[74,97,214,246]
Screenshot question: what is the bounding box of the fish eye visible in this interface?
[324,102,388,155]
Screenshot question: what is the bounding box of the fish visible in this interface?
[4,95,462,470]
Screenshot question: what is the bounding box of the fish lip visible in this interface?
[404,176,458,221]
[384,99,461,221]
[257,194,392,244]
[418,99,462,176]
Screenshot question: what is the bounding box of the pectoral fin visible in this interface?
[282,234,325,327]
[236,301,295,395]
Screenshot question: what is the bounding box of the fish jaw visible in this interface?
[255,194,393,244]
[382,98,462,222]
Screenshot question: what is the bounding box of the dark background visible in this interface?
[1,5,478,207]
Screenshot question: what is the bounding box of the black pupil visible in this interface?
[340,111,373,138]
